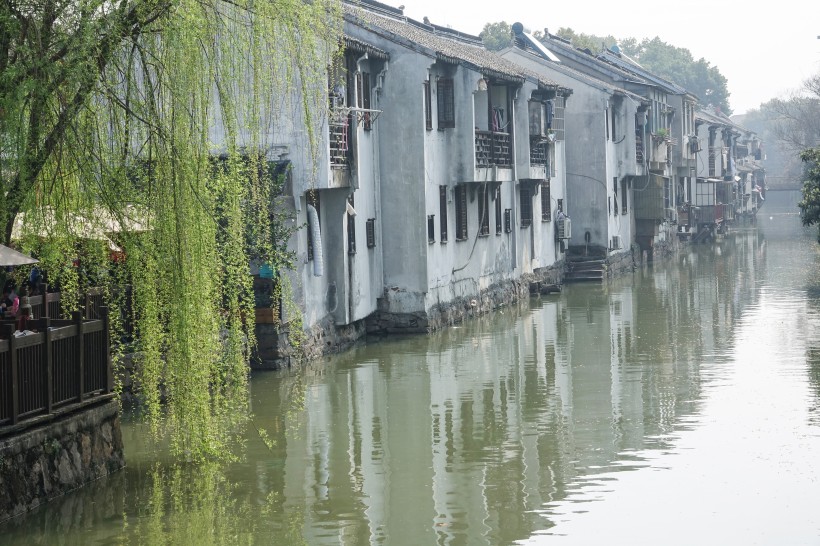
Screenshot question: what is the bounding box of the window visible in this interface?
[610,105,617,141]
[455,184,468,240]
[478,185,490,236]
[504,208,512,233]
[366,218,376,248]
[347,194,356,254]
[495,186,502,235]
[613,177,619,217]
[362,72,372,131]
[439,185,448,242]
[437,77,455,129]
[424,80,433,130]
[549,96,565,141]
[428,215,435,243]
[605,108,610,140]
[306,191,320,261]
[541,180,551,222]
[621,178,628,215]
[520,186,532,227]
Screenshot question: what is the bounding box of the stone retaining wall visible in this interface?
[607,247,638,279]
[251,263,564,368]
[0,400,124,523]
[367,263,564,334]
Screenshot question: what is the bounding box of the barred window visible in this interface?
[504,208,512,233]
[428,214,435,243]
[549,96,565,141]
[437,77,455,129]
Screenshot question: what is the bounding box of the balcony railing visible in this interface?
[635,130,644,163]
[475,130,512,168]
[329,118,350,168]
[0,308,112,433]
[530,138,549,166]
[708,147,718,177]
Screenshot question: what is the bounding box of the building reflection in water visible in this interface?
[3,227,801,546]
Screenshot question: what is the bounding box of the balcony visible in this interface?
[475,130,512,168]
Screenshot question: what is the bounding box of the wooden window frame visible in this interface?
[437,77,455,130]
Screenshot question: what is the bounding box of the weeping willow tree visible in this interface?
[0,0,342,460]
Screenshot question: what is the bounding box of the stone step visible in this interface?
[570,261,606,271]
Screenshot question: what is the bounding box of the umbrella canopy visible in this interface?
[0,244,38,266]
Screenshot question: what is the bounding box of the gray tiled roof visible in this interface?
[344,2,568,93]
[344,36,390,61]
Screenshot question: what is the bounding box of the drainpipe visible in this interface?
[307,204,323,276]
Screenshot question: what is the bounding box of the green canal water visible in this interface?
[4,209,820,544]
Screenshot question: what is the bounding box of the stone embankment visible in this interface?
[0,400,124,523]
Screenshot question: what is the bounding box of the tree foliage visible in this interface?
[619,37,731,114]
[798,147,820,239]
[479,21,732,114]
[479,21,513,51]
[553,27,617,54]
[0,0,342,460]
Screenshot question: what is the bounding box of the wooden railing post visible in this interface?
[5,324,19,425]
[40,318,53,414]
[100,306,112,394]
[73,311,85,402]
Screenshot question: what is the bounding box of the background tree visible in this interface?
[798,147,820,240]
[480,21,513,51]
[553,27,617,53]
[0,0,342,460]
[619,37,732,114]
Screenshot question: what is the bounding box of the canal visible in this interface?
[4,208,820,544]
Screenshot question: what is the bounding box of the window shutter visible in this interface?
[424,80,433,130]
[456,184,468,240]
[541,180,551,221]
[366,218,376,248]
[439,185,448,242]
[495,187,502,235]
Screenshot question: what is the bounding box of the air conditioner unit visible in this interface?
[610,235,621,250]
[558,216,572,239]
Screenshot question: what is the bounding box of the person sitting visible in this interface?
[1,285,19,318]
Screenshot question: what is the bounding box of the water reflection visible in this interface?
[4,214,820,545]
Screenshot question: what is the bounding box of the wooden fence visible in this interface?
[0,308,112,434]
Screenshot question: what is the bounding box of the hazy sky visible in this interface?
[395,0,820,114]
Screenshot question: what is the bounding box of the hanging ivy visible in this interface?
[1,0,342,460]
